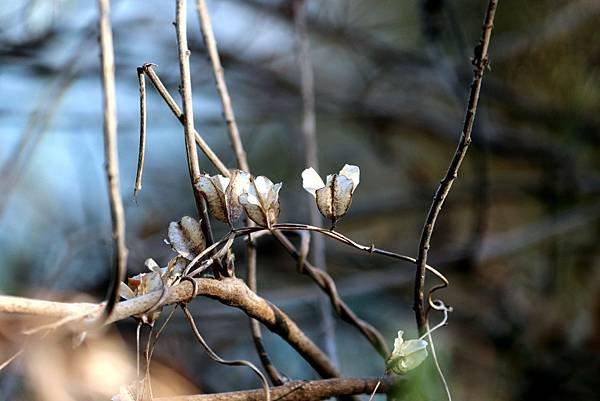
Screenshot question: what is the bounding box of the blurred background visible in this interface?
[1,0,599,400]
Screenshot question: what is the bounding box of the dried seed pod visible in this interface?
[195,170,251,227]
[239,176,282,228]
[168,216,206,260]
[302,164,360,227]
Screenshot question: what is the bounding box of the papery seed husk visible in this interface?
[168,216,206,260]
[195,175,228,223]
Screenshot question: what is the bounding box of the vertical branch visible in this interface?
[97,0,127,319]
[195,0,284,384]
[175,0,216,251]
[195,0,248,172]
[134,67,146,197]
[293,0,337,365]
[413,0,499,333]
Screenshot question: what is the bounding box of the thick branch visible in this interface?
[97,0,127,320]
[0,278,340,380]
[155,376,399,401]
[414,0,499,333]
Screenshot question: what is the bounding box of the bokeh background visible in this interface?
[1,0,599,400]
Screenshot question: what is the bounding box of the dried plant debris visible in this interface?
[168,216,206,260]
[195,169,251,227]
[239,175,282,228]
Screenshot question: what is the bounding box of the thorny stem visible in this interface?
[97,0,128,322]
[414,0,499,334]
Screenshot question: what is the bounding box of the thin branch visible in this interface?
[134,67,146,197]
[292,0,337,366]
[195,0,249,172]
[194,0,285,382]
[97,0,128,321]
[247,236,286,386]
[141,64,230,177]
[413,0,499,333]
[270,230,389,358]
[154,376,399,401]
[174,0,218,276]
[0,277,341,380]
[181,304,270,401]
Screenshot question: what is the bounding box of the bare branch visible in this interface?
[0,277,341,380]
[141,64,230,177]
[292,0,337,366]
[97,0,128,321]
[134,67,146,197]
[196,0,249,172]
[154,376,399,401]
[414,0,499,333]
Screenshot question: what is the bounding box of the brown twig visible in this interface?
[141,64,230,177]
[174,0,219,278]
[413,0,499,333]
[154,376,399,401]
[270,230,389,358]
[292,0,338,365]
[134,67,146,197]
[194,0,285,383]
[181,304,271,401]
[195,0,249,172]
[97,0,128,321]
[0,278,341,379]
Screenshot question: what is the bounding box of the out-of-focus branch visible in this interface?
[195,0,285,384]
[97,0,128,321]
[196,0,248,172]
[0,277,341,379]
[141,64,230,177]
[292,0,337,366]
[155,376,399,401]
[414,0,499,333]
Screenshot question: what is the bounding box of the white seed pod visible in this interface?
[168,216,206,260]
[302,164,360,227]
[386,330,429,374]
[239,175,282,228]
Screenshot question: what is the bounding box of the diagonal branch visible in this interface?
[413,0,499,333]
[97,0,128,321]
[141,64,230,177]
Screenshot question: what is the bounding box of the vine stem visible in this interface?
[97,0,128,321]
[413,0,499,334]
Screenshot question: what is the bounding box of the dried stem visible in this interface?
[414,0,499,333]
[141,64,230,177]
[0,277,340,379]
[154,376,398,401]
[174,0,217,273]
[181,304,270,401]
[292,0,337,366]
[195,0,249,172]
[97,0,128,321]
[134,67,146,197]
[194,0,284,383]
